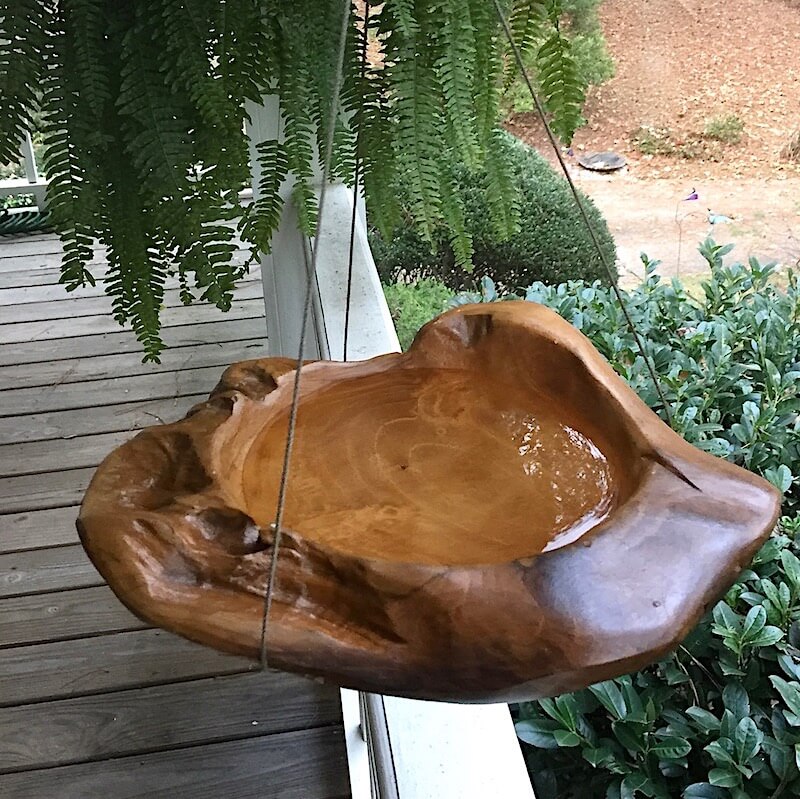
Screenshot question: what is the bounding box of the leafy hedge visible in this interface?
[449,240,800,799]
[383,279,453,351]
[385,240,800,796]
[370,134,617,293]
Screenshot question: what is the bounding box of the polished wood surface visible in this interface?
[79,301,782,702]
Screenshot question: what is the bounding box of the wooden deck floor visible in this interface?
[0,232,350,798]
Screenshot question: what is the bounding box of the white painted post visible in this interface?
[246,98,535,799]
[0,131,48,211]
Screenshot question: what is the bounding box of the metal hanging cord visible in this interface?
[259,0,353,670]
[491,0,673,428]
[343,0,371,362]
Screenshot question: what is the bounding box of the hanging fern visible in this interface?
[0,0,589,361]
[537,1,586,144]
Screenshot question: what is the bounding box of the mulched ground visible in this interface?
[506,0,800,181]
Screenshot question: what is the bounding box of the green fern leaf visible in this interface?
[435,0,479,167]
[503,0,547,88]
[0,0,47,163]
[239,139,290,254]
[536,28,585,143]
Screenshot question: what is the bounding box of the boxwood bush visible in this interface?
[386,240,800,796]
[447,239,799,799]
[370,133,617,292]
[383,279,453,351]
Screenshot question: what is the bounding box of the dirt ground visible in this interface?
[574,171,800,284]
[506,0,800,284]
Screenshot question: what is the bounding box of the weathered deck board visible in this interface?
[0,543,99,597]
[0,338,262,391]
[0,432,132,477]
[0,470,95,514]
[0,629,254,706]
[0,671,341,771]
[0,726,349,799]
[0,280,263,323]
[0,317,265,366]
[0,251,256,291]
[0,393,205,444]
[0,585,145,647]
[0,232,348,798]
[0,365,223,417]
[0,506,81,552]
[0,297,264,344]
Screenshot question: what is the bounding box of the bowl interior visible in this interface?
[230,364,624,566]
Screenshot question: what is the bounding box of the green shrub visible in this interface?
[569,29,616,87]
[630,126,711,160]
[383,279,452,351]
[504,0,615,114]
[449,240,800,799]
[515,514,800,799]
[704,115,745,145]
[387,244,800,798]
[631,126,678,156]
[370,135,617,293]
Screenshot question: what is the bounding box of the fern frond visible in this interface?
[436,0,479,167]
[41,10,100,290]
[439,168,473,272]
[503,0,547,88]
[468,0,502,151]
[388,34,443,240]
[9,0,591,362]
[483,129,521,241]
[239,139,290,254]
[382,0,418,39]
[536,27,586,143]
[0,0,47,163]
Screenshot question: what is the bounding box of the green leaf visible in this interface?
[589,681,628,720]
[733,717,762,764]
[712,602,741,632]
[514,718,561,749]
[708,767,741,788]
[771,676,800,725]
[582,745,615,768]
[747,625,783,648]
[651,735,692,760]
[686,707,721,734]
[553,728,582,747]
[740,604,767,643]
[778,654,800,680]
[781,549,800,591]
[683,784,727,799]
[722,683,750,719]
[621,772,654,799]
[613,720,646,754]
[705,739,736,768]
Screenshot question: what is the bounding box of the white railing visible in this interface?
[0,130,48,210]
[247,99,536,799]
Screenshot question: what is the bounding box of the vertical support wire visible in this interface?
[343,0,371,362]
[491,0,673,427]
[259,0,353,670]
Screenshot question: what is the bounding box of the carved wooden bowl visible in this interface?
[79,302,781,702]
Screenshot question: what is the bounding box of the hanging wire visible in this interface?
[259,0,353,669]
[343,0,371,361]
[491,0,673,427]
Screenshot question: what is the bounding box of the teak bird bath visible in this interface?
[79,302,781,702]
